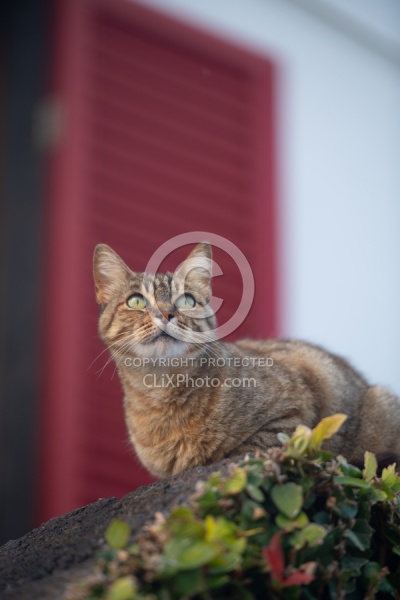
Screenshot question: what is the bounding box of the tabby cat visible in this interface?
[93,242,400,478]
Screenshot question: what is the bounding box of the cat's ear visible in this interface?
[175,242,213,293]
[93,244,131,305]
[186,242,212,263]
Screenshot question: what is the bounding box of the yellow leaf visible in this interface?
[105,519,131,550]
[382,464,398,488]
[309,414,348,451]
[106,576,137,600]
[293,424,312,437]
[363,451,377,482]
[221,467,247,495]
[285,425,311,458]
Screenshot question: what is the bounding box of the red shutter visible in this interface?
[37,0,278,524]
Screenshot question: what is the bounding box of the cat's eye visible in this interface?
[175,294,196,309]
[126,293,147,310]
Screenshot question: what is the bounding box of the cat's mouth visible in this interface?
[153,330,175,342]
[134,328,189,359]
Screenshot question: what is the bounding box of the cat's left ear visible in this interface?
[185,242,212,264]
[175,242,213,293]
[93,244,131,305]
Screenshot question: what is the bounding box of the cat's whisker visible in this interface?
[112,337,140,364]
[95,345,126,378]
[175,323,221,355]
[117,340,142,367]
[173,322,210,345]
[88,330,135,371]
[95,332,140,379]
[95,355,117,379]
[200,345,226,375]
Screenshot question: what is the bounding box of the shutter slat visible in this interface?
[87,116,252,187]
[39,0,277,523]
[88,60,250,136]
[87,92,251,160]
[89,17,250,108]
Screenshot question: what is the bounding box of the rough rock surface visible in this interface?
[0,459,234,599]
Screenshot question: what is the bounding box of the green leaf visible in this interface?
[381,525,400,547]
[363,451,377,482]
[207,574,230,590]
[352,518,373,548]
[241,498,260,520]
[290,523,326,549]
[333,502,358,521]
[277,432,290,444]
[341,554,368,574]
[382,464,399,488]
[370,487,388,503]
[309,414,347,451]
[230,538,246,554]
[338,459,362,478]
[164,538,218,569]
[276,511,309,531]
[204,515,237,543]
[168,507,204,539]
[271,483,303,519]
[313,511,331,525]
[362,562,382,585]
[169,506,194,519]
[196,488,219,510]
[246,483,264,502]
[105,576,136,600]
[172,569,203,596]
[126,544,140,556]
[209,471,222,486]
[344,529,365,551]
[105,519,131,550]
[334,476,371,489]
[261,476,273,493]
[313,531,337,568]
[222,468,247,495]
[391,480,400,493]
[209,550,243,574]
[379,577,395,594]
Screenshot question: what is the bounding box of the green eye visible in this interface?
[127,293,147,310]
[175,294,196,309]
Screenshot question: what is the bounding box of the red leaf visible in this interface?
[262,533,284,583]
[282,572,315,587]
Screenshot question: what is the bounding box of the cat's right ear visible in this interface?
[93,244,131,305]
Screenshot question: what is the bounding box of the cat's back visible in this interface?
[221,338,372,455]
[226,337,367,392]
[230,337,348,361]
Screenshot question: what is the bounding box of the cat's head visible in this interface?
[93,243,217,359]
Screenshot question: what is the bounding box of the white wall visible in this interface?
[134,0,400,394]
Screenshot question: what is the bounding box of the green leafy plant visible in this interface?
[81,415,400,599]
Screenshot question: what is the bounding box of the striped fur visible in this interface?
[93,243,400,478]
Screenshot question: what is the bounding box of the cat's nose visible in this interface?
[161,311,174,322]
